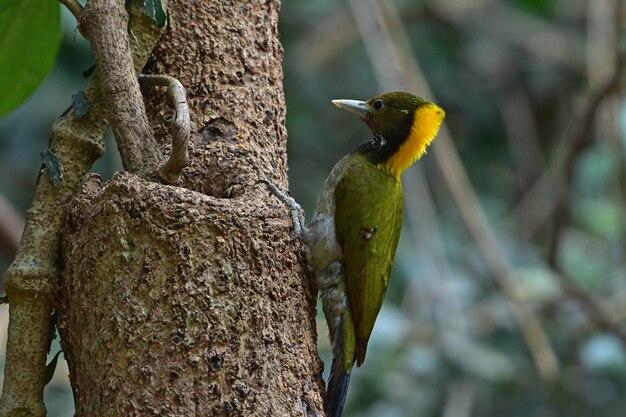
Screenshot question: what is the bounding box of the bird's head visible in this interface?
[332,92,445,178]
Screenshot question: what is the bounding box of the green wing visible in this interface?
[334,155,403,366]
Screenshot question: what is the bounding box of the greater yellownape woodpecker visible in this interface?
[259,92,444,417]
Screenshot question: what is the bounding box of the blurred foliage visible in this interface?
[280,0,626,416]
[1,0,626,416]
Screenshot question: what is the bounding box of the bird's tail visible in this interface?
[325,318,353,417]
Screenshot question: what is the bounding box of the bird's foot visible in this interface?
[255,179,306,240]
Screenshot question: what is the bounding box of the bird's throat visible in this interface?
[383,103,445,178]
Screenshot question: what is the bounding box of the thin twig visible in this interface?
[541,0,626,348]
[505,3,624,239]
[139,75,191,184]
[552,264,626,347]
[348,0,559,379]
[498,86,545,194]
[58,0,84,21]
[547,65,622,265]
[547,0,623,264]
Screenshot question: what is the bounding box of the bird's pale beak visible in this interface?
[332,99,369,118]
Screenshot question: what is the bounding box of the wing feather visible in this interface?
[334,156,403,366]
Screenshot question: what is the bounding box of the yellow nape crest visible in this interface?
[385,103,445,178]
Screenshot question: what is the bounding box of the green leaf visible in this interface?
[142,0,167,28]
[44,350,63,386]
[0,0,61,116]
[0,294,8,304]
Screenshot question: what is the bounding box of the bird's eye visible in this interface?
[372,100,384,110]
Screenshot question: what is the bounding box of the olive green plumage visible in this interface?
[334,153,403,366]
[305,92,444,417]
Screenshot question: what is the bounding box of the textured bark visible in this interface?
[144,0,290,196]
[81,0,161,175]
[0,3,164,415]
[57,0,325,415]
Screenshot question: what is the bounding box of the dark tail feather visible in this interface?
[325,355,351,417]
[325,319,352,417]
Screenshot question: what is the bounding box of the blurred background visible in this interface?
[1,0,626,415]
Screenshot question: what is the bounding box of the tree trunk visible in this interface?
[57,1,325,415]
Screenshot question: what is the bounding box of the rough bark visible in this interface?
[57,0,325,415]
[0,3,164,415]
[81,0,161,175]
[145,0,291,197]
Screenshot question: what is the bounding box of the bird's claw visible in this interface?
[256,179,306,240]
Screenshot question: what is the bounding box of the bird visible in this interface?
[257,91,444,417]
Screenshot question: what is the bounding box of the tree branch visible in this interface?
[0,2,166,415]
[58,0,84,21]
[139,74,190,184]
[547,64,622,265]
[541,0,626,350]
[80,0,161,176]
[551,264,626,347]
